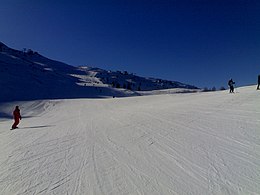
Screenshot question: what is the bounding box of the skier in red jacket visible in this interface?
[11,106,21,129]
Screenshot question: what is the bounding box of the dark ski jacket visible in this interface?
[228,79,235,87]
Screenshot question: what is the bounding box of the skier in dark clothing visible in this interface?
[257,75,260,90]
[11,106,21,129]
[228,79,235,93]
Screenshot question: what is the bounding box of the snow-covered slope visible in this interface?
[0,42,135,102]
[0,86,259,194]
[76,66,198,91]
[0,42,198,102]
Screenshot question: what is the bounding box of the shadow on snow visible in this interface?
[12,125,54,130]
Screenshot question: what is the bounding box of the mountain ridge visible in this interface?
[0,41,198,102]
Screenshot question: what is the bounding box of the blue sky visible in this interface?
[0,0,259,88]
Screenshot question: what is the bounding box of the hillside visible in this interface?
[0,42,134,102]
[0,86,259,194]
[76,66,197,91]
[0,42,198,102]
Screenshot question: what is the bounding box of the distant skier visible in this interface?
[11,106,21,129]
[228,79,235,93]
[257,75,260,90]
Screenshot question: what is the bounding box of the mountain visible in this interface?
[0,42,198,102]
[77,66,198,91]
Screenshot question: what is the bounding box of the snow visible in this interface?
[0,41,197,102]
[0,47,133,102]
[0,86,259,194]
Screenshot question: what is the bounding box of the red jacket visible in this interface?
[13,109,21,120]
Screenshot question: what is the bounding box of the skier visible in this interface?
[11,106,21,129]
[228,79,235,93]
[257,75,260,90]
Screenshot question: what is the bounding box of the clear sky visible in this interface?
[1,0,259,88]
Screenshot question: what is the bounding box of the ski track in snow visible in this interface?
[0,86,260,195]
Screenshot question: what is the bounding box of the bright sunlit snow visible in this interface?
[0,85,259,194]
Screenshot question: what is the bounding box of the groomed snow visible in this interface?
[0,86,259,194]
